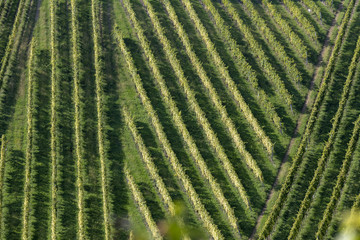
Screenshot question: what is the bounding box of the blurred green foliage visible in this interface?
[337,211,360,240]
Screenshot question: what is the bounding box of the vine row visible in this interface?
[282,0,318,41]
[262,0,308,61]
[0,135,5,238]
[178,0,274,155]
[123,109,191,239]
[158,0,267,181]
[122,2,242,234]
[125,166,163,240]
[21,38,35,240]
[316,113,360,239]
[0,0,25,88]
[288,28,360,240]
[49,0,58,239]
[91,0,111,238]
[116,29,223,239]
[257,0,356,237]
[139,0,259,201]
[301,0,322,20]
[197,0,282,129]
[222,0,302,84]
[70,0,86,238]
[204,0,293,108]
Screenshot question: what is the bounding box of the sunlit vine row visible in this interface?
[282,0,318,41]
[262,0,308,61]
[21,38,35,240]
[222,0,302,84]
[90,0,111,238]
[178,0,274,156]
[0,135,6,238]
[121,3,242,234]
[49,0,58,239]
[139,0,260,200]
[116,29,223,240]
[70,0,86,238]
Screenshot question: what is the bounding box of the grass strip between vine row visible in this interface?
[257,0,356,238]
[288,28,360,240]
[116,29,223,240]
[120,2,242,234]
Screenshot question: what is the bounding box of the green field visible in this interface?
[0,0,360,239]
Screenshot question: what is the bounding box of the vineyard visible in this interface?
[0,0,360,239]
